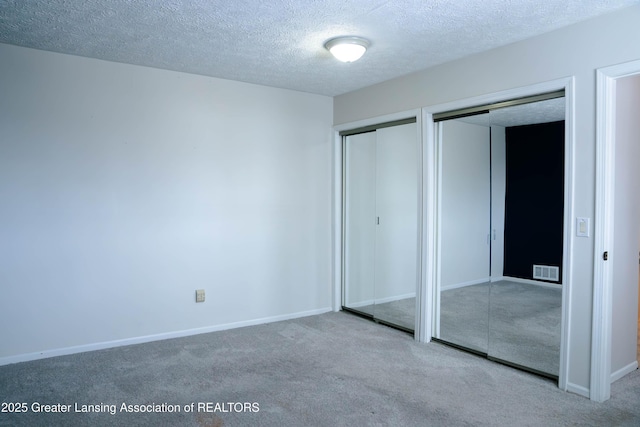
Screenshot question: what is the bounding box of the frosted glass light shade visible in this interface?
[325,36,369,62]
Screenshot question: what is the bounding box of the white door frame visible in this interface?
[422,77,575,392]
[332,109,424,336]
[591,59,640,402]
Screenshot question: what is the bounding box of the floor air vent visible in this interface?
[533,265,560,282]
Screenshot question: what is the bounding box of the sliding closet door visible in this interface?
[434,94,565,379]
[487,105,565,378]
[342,122,418,332]
[344,131,377,317]
[373,124,418,330]
[436,118,491,353]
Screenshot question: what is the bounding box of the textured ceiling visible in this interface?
[459,97,566,128]
[1,0,638,96]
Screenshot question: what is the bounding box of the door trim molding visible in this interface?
[592,59,640,402]
[422,77,575,392]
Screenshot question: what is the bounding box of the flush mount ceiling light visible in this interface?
[324,36,370,63]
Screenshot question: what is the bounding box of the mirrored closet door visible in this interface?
[436,114,491,353]
[434,93,565,378]
[342,121,419,332]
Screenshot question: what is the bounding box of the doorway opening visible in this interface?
[592,60,640,402]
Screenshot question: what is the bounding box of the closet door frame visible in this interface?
[422,77,575,392]
[592,59,640,402]
[333,79,574,394]
[333,109,424,337]
[342,131,377,314]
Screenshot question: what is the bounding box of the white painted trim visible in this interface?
[378,293,416,305]
[413,112,428,341]
[566,382,591,399]
[592,67,616,402]
[592,59,640,402]
[440,276,563,291]
[441,278,490,291]
[419,109,437,343]
[347,293,416,308]
[610,361,639,383]
[558,77,575,393]
[0,307,332,367]
[332,109,423,336]
[432,119,443,339]
[497,276,563,290]
[425,77,575,393]
[346,300,375,309]
[332,129,343,312]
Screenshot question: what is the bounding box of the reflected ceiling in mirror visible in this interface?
[458,97,565,127]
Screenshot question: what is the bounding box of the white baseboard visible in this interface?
[441,278,490,291]
[0,307,332,367]
[566,382,590,398]
[347,292,416,308]
[347,299,375,308]
[444,276,563,290]
[498,276,563,289]
[610,361,639,383]
[374,292,416,305]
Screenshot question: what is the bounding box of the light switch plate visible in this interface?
[195,289,205,303]
[576,217,590,237]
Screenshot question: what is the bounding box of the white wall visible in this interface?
[440,120,490,288]
[611,73,640,379]
[0,43,333,363]
[334,4,640,393]
[438,121,505,287]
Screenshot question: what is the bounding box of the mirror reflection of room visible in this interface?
[436,95,565,378]
[342,121,418,332]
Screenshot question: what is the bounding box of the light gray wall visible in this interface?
[440,120,490,288]
[334,4,640,393]
[611,73,640,378]
[438,121,505,287]
[0,43,333,363]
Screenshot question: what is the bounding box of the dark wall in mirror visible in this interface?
[503,120,565,282]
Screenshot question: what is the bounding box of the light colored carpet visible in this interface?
[0,312,639,426]
[487,281,561,376]
[439,284,490,353]
[352,298,415,331]
[352,280,561,376]
[439,281,561,376]
[0,312,638,426]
